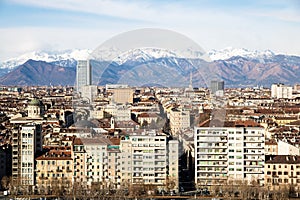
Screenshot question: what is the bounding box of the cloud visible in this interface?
[1,0,300,60]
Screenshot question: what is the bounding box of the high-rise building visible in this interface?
[12,124,42,187]
[194,126,265,189]
[11,99,44,189]
[119,131,179,192]
[271,83,293,99]
[76,60,91,93]
[210,80,224,96]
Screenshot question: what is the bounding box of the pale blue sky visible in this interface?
[0,0,299,60]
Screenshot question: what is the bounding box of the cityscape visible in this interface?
[0,55,300,199]
[1,0,300,200]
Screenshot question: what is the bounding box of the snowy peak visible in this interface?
[113,48,179,65]
[0,49,92,69]
[208,47,275,61]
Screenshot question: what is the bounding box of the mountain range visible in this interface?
[0,48,299,87]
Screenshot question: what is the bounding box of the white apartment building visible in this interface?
[169,108,190,135]
[271,83,293,99]
[73,138,109,187]
[103,103,131,121]
[119,131,179,192]
[12,124,42,187]
[194,126,265,189]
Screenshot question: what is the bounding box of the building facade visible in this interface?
[76,60,91,93]
[169,108,190,135]
[194,126,265,188]
[271,83,293,99]
[265,155,300,194]
[119,131,179,192]
[12,124,42,187]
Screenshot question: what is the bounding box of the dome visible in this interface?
[28,98,42,106]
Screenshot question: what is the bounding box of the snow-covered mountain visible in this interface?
[208,47,275,61]
[0,47,300,87]
[0,47,281,69]
[0,49,92,69]
[113,48,179,65]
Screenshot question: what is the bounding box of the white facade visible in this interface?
[12,124,42,186]
[81,85,98,102]
[119,131,179,191]
[73,138,109,187]
[103,103,131,121]
[169,108,190,135]
[277,140,300,155]
[271,84,293,99]
[194,127,265,188]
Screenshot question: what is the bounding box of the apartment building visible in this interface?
[194,126,265,189]
[265,155,300,193]
[103,103,131,121]
[35,147,73,193]
[112,88,133,104]
[271,83,293,99]
[119,131,179,192]
[169,108,190,135]
[73,138,110,188]
[11,123,42,188]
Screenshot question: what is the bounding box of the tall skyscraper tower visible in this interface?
[76,60,91,93]
[210,80,225,96]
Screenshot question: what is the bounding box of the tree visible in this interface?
[1,176,10,190]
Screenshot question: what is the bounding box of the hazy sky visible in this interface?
[0,0,300,60]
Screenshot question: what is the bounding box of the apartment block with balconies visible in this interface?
[195,126,265,188]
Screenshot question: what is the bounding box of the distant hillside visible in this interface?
[0,60,76,86]
[0,48,299,87]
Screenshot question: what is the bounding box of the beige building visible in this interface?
[137,113,158,125]
[265,155,300,194]
[112,88,133,104]
[35,148,73,193]
[169,108,190,135]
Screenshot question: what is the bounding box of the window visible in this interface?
[284,179,288,183]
